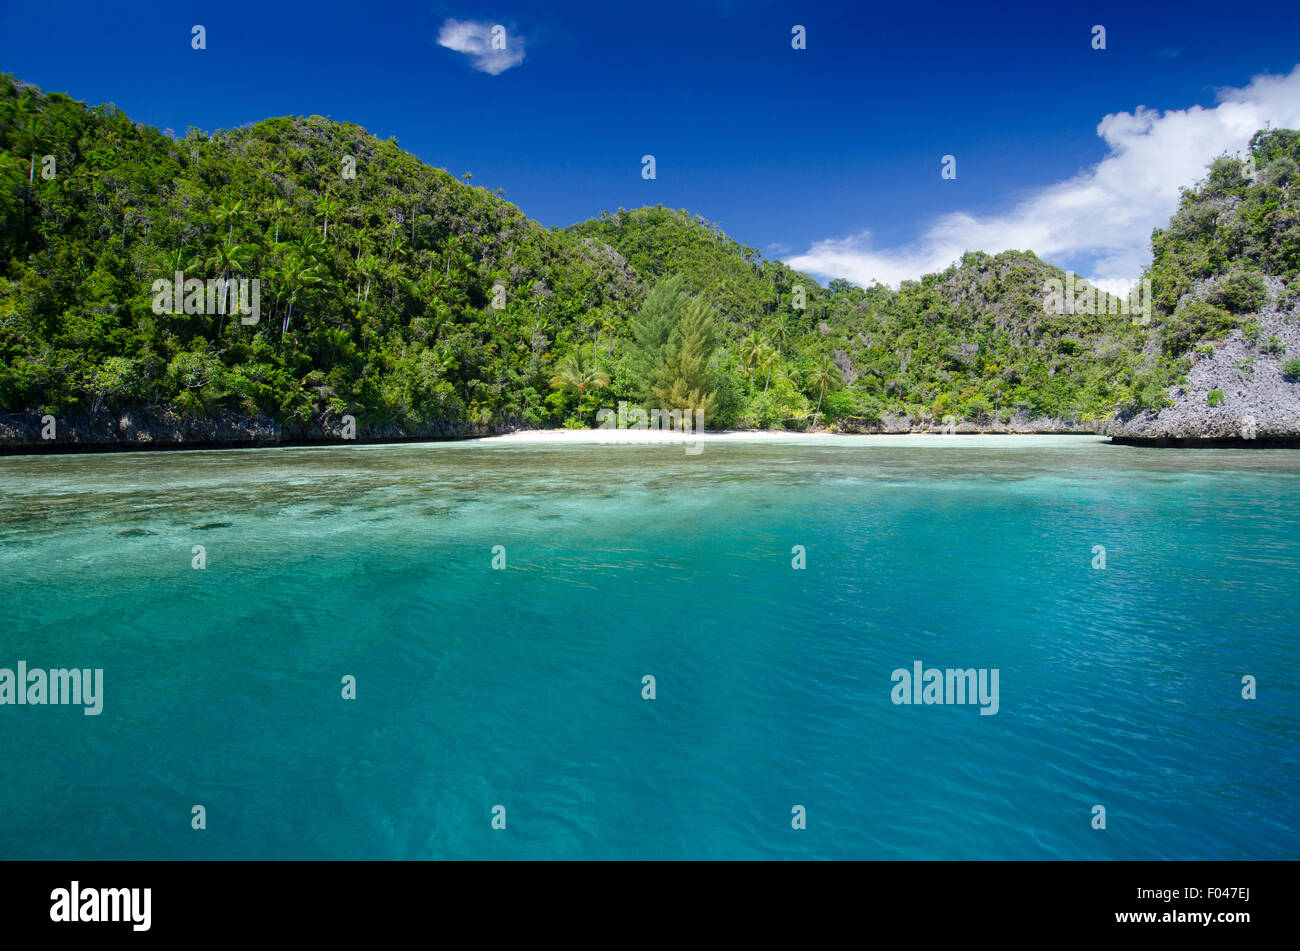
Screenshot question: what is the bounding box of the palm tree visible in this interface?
[589,309,617,372]
[381,257,407,305]
[157,244,198,276]
[387,225,409,262]
[14,105,44,227]
[317,193,340,240]
[408,202,421,248]
[357,254,381,306]
[295,231,329,266]
[756,344,777,393]
[212,199,245,245]
[278,254,323,336]
[207,241,256,333]
[450,243,473,280]
[267,198,290,243]
[740,331,765,375]
[549,348,610,399]
[20,115,42,183]
[438,235,474,307]
[442,234,466,278]
[771,319,790,356]
[0,151,24,222]
[805,358,842,430]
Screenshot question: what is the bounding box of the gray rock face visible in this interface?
[1103,276,1300,443]
[0,408,523,452]
[834,411,1098,434]
[831,349,858,386]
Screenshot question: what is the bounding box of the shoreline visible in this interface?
[6,405,1299,456]
[2,427,1296,458]
[470,429,1107,446]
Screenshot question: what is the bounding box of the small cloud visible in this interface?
[767,242,792,255]
[1156,48,1183,60]
[437,19,525,75]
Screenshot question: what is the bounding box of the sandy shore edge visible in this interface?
[469,429,1111,446]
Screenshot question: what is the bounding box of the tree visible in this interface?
[295,231,329,266]
[157,244,199,276]
[651,297,719,423]
[0,150,24,226]
[442,234,470,278]
[13,103,43,227]
[756,343,777,393]
[317,193,340,240]
[207,241,256,333]
[549,347,610,396]
[805,357,841,429]
[771,318,790,356]
[357,253,381,305]
[740,331,765,375]
[213,199,245,245]
[278,253,323,335]
[626,276,690,400]
[549,346,610,420]
[267,198,290,243]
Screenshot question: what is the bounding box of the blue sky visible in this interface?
[3,0,1299,287]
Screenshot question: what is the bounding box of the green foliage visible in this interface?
[624,276,689,402]
[548,345,610,422]
[1150,130,1300,318]
[804,357,841,428]
[1207,389,1225,406]
[619,277,722,423]
[1210,272,1268,314]
[1162,302,1236,357]
[0,75,653,431]
[2,73,1297,435]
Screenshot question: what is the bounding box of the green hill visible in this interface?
[2,73,1297,446]
[1106,128,1300,441]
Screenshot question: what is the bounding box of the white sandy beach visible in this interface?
[470,429,1110,448]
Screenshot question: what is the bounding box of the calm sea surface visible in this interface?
[1,435,1296,858]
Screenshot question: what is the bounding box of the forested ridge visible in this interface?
[2,74,1297,444]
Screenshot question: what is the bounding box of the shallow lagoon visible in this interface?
[1,436,1297,858]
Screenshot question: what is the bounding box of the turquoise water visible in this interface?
[1,435,1297,859]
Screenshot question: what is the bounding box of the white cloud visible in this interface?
[437,19,525,75]
[787,65,1300,289]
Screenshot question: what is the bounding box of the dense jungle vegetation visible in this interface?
[2,74,1296,434]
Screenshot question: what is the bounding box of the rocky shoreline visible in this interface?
[1102,276,1300,444]
[831,411,1099,435]
[4,390,1297,455]
[0,408,519,454]
[0,414,1097,454]
[3,408,1296,454]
